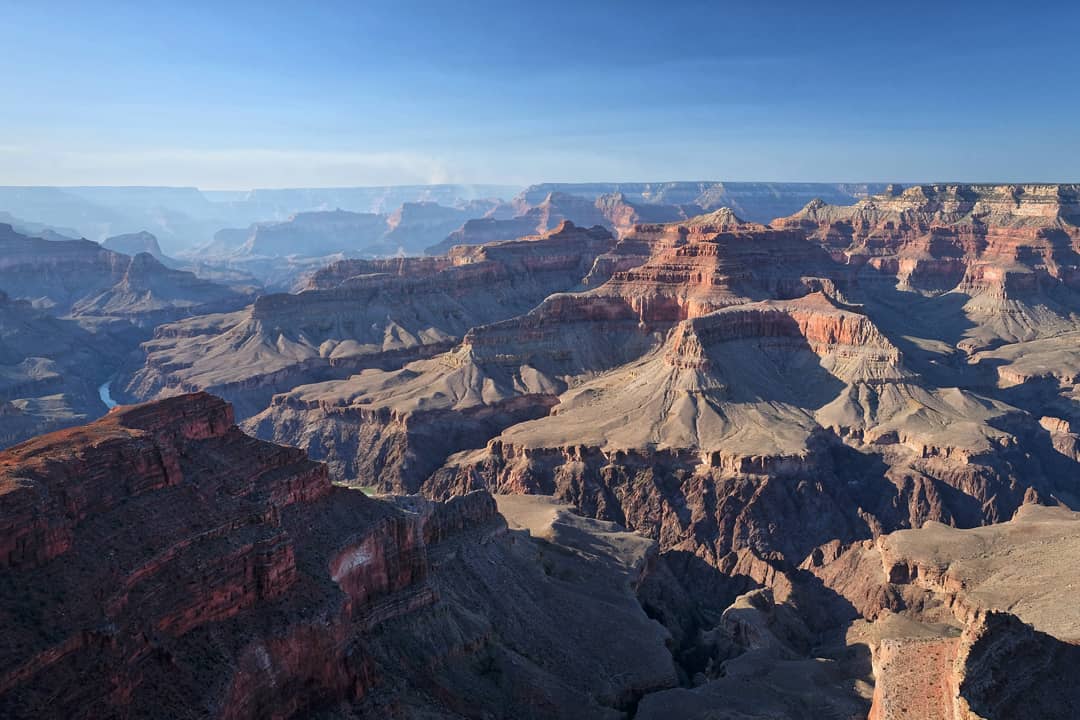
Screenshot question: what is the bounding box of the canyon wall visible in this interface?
[0,394,679,719]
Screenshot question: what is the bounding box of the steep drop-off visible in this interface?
[0,394,680,719]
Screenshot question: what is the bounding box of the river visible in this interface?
[98,380,118,409]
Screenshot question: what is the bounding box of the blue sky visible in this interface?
[2,0,1078,187]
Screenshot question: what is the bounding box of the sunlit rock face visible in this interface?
[775,184,1080,351]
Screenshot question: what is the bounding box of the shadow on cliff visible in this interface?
[638,547,863,685]
[695,314,848,410]
[960,614,1080,720]
[852,275,978,346]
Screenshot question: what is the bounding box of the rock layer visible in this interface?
[125,222,615,418]
[776,184,1080,352]
[0,394,678,719]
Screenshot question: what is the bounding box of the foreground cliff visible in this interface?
[804,504,1080,720]
[4,393,1079,718]
[0,394,678,719]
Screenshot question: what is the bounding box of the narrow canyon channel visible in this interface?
[98,380,118,409]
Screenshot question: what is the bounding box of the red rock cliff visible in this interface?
[0,393,433,719]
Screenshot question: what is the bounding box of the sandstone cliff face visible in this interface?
[596,212,841,322]
[0,394,681,719]
[124,222,616,419]
[382,200,494,255]
[776,184,1080,351]
[423,292,1058,568]
[0,393,432,718]
[428,191,610,253]
[806,505,1080,720]
[101,230,167,262]
[301,254,453,290]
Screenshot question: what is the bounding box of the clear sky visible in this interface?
[3,0,1078,188]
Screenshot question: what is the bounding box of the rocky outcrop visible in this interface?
[429,192,610,253]
[0,393,432,718]
[869,636,960,720]
[101,230,168,262]
[775,184,1080,352]
[427,190,698,255]
[808,505,1080,720]
[382,200,489,254]
[242,209,389,257]
[593,213,842,320]
[70,251,251,327]
[299,254,453,290]
[128,222,615,419]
